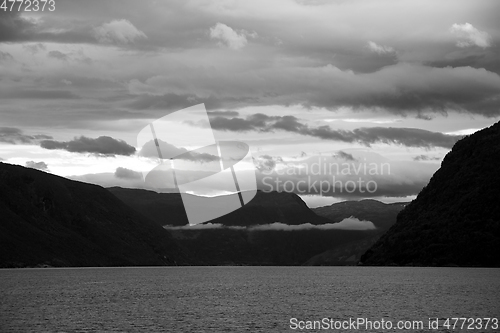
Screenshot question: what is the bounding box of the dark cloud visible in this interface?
[0,11,95,44]
[0,127,52,144]
[424,46,500,76]
[3,2,500,119]
[413,155,441,161]
[115,167,142,179]
[426,55,486,69]
[126,93,205,111]
[139,139,219,162]
[0,51,14,62]
[40,136,136,156]
[207,110,239,117]
[0,90,80,99]
[126,92,248,112]
[209,113,278,131]
[210,116,260,131]
[0,11,34,42]
[47,50,69,61]
[139,139,187,158]
[208,114,463,149]
[336,151,356,161]
[346,127,461,149]
[297,64,500,117]
[23,43,46,54]
[25,161,48,171]
[0,107,150,129]
[129,63,500,117]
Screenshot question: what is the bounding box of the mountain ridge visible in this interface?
[361,122,500,267]
[313,199,408,230]
[108,187,332,226]
[0,162,188,268]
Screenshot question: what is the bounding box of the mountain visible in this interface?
[0,163,392,267]
[313,199,407,230]
[166,227,378,266]
[108,187,378,265]
[108,188,332,226]
[300,199,407,265]
[107,187,188,226]
[206,191,333,226]
[302,234,381,266]
[361,122,500,267]
[0,162,188,268]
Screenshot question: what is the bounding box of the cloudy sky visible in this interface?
[1,0,499,207]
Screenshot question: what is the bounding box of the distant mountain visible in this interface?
[313,199,407,230]
[108,187,378,265]
[108,188,332,226]
[166,227,378,266]
[299,199,407,265]
[0,162,422,268]
[0,162,188,268]
[361,122,500,267]
[207,191,333,226]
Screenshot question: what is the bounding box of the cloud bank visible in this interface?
[128,63,500,117]
[208,114,463,148]
[0,127,52,144]
[40,136,136,156]
[139,139,219,162]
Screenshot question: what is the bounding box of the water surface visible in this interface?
[1,267,498,332]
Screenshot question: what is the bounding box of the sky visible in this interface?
[1,0,499,207]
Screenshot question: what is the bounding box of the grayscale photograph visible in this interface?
[0,0,499,332]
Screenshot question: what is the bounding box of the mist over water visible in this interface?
[1,267,498,332]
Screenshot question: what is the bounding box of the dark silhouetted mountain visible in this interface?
[207,191,333,226]
[0,162,188,268]
[300,199,407,265]
[313,199,407,230]
[107,187,188,226]
[361,122,500,267]
[108,188,332,226]
[302,234,381,266]
[166,227,378,266]
[108,187,375,265]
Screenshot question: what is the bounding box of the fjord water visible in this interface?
[1,267,498,332]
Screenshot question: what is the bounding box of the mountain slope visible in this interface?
[0,162,188,267]
[107,187,188,226]
[207,191,333,226]
[313,199,407,230]
[361,122,500,267]
[108,188,332,226]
